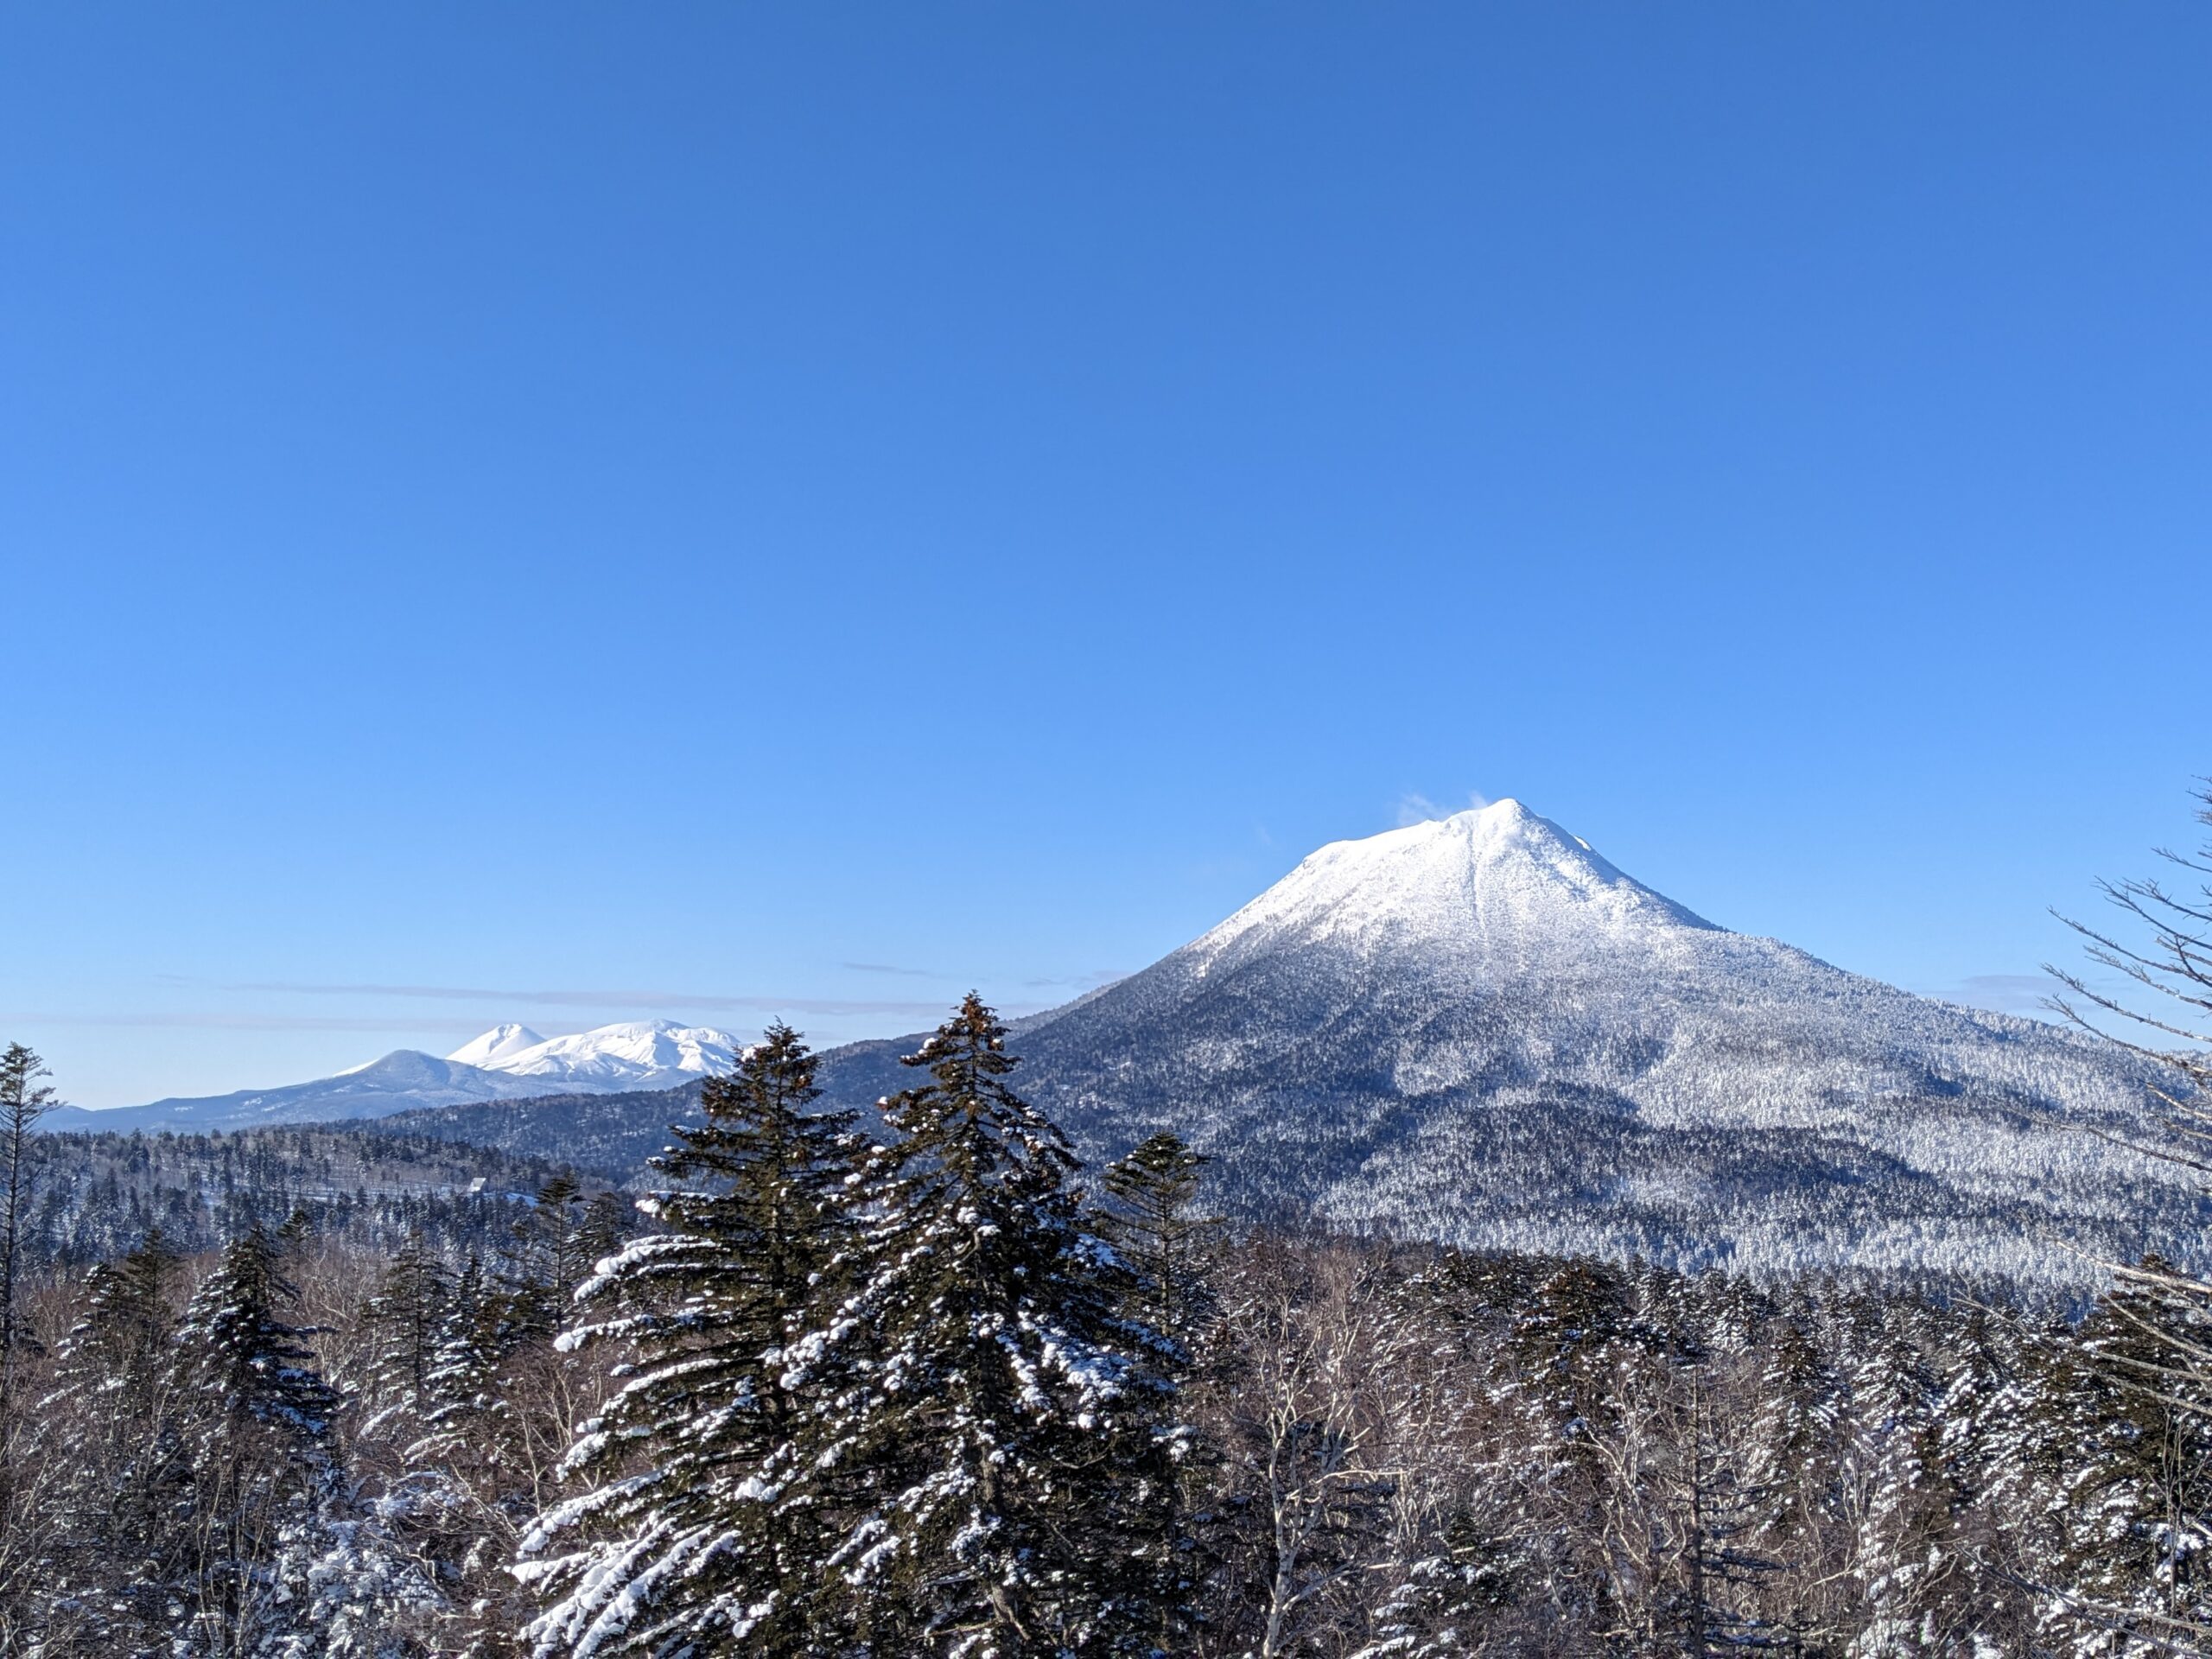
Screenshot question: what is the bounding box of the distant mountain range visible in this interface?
[372,803,2202,1292]
[49,802,2204,1290]
[47,1020,741,1134]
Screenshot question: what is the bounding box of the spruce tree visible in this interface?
[508,1175,589,1332]
[172,1224,342,1454]
[520,1022,861,1658]
[420,1254,499,1433]
[818,995,1177,1656]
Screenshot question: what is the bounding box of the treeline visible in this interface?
[0,1002,2206,1656]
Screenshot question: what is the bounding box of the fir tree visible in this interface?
[520,1021,863,1658]
[48,1224,181,1412]
[421,1253,499,1433]
[360,1230,451,1430]
[164,1224,349,1656]
[1098,1132,1223,1648]
[0,1042,58,1393]
[172,1224,342,1456]
[502,1173,591,1342]
[1099,1132,1221,1363]
[41,1227,188,1654]
[817,995,1178,1656]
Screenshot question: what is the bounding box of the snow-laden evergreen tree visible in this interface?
[171,1222,343,1473]
[1099,1133,1220,1363]
[500,1176,591,1345]
[1097,1132,1221,1651]
[812,995,1178,1656]
[0,1041,58,1393]
[2038,1259,2212,1654]
[519,1021,863,1658]
[40,1226,188,1654]
[359,1230,450,1433]
[48,1223,181,1414]
[165,1224,353,1655]
[419,1253,499,1436]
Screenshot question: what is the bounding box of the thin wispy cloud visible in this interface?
[0,1012,496,1034]
[1936,974,2070,1017]
[1023,969,1124,991]
[840,962,943,980]
[227,982,959,1019]
[1395,789,1492,828]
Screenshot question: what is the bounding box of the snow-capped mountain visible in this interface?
[446,1020,741,1090]
[446,1023,547,1068]
[67,1020,740,1134]
[809,800,2203,1290]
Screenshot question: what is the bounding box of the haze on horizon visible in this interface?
[5,4,2208,1107]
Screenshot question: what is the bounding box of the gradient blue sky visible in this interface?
[5,5,2209,1107]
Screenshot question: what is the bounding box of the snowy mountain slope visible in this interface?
[452,1020,740,1089]
[446,1023,547,1068]
[810,801,2204,1290]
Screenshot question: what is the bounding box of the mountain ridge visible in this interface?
[58,1018,741,1134]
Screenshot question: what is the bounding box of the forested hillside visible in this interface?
[369,1083,703,1181]
[18,1126,615,1265]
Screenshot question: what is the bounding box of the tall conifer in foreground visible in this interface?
[0,1042,57,1392]
[520,1022,861,1658]
[42,1227,187,1652]
[819,994,1176,1656]
[167,1224,347,1655]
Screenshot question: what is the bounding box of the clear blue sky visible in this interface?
[4,5,2208,1107]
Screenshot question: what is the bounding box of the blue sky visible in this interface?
[3,4,2208,1107]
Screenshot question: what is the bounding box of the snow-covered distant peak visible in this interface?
[448,1023,549,1068]
[461,1019,741,1089]
[1185,798,1718,975]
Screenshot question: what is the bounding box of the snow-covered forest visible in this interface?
[16,1124,618,1267]
[0,1002,2206,1657]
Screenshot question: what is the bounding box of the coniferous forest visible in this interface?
[0,997,2208,1657]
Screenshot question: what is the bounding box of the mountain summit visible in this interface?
[446,1023,547,1068]
[1189,800,1716,975]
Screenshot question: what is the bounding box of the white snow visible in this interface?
[447,1022,549,1068]
[1182,798,1717,982]
[448,1019,741,1089]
